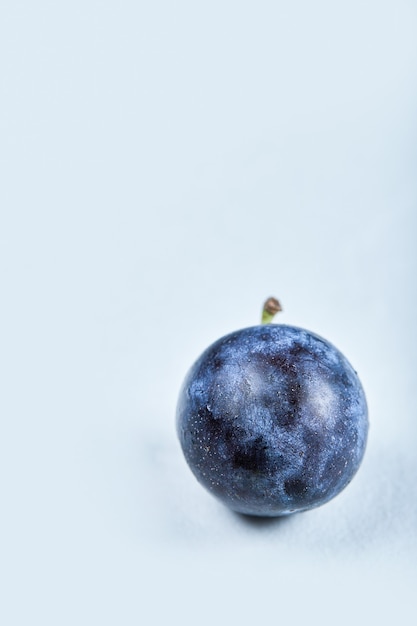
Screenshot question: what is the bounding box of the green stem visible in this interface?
[261,297,282,324]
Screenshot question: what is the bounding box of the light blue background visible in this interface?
[1,1,416,624]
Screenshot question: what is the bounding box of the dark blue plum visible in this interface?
[176,324,368,517]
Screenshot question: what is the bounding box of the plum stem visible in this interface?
[261,297,282,324]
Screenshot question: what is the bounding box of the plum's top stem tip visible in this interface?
[261,297,282,324]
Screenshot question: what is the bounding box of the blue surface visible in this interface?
[0,1,416,625]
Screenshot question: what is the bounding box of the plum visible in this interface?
[176,300,368,517]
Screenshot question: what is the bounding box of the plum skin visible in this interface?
[176,324,368,517]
